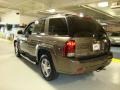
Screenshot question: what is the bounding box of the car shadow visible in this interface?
[19,56,94,81]
[111,45,120,47]
[18,56,118,90]
[19,56,43,77]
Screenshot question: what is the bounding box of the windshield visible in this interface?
[67,15,106,38]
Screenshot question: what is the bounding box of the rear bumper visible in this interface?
[56,52,112,74]
[111,42,120,45]
[111,41,120,45]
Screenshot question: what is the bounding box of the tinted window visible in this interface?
[67,15,106,38]
[33,20,45,33]
[49,18,68,35]
[24,22,35,35]
[111,32,120,36]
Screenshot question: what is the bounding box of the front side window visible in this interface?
[24,22,35,36]
[49,18,68,35]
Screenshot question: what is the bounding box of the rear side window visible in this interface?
[49,18,68,35]
[34,19,45,33]
[67,15,106,37]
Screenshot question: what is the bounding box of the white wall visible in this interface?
[108,25,120,32]
[0,11,37,39]
[1,11,37,25]
[1,11,20,24]
[20,15,37,24]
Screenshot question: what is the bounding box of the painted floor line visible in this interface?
[112,58,120,63]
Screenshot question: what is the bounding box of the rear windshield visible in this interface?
[67,15,106,37]
[111,32,120,36]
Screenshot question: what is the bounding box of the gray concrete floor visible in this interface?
[111,46,120,59]
[0,38,120,90]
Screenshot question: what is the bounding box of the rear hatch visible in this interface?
[67,15,110,59]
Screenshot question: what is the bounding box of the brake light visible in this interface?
[63,40,76,57]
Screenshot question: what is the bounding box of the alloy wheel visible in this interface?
[41,58,51,77]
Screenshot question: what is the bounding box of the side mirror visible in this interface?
[17,30,23,34]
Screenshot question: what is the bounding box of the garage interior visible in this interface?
[0,0,120,90]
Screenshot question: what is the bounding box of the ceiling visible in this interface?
[0,0,51,16]
[88,1,120,18]
[0,0,119,21]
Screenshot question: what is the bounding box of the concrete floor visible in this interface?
[111,46,120,59]
[0,38,120,90]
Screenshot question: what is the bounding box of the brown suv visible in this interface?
[14,14,112,81]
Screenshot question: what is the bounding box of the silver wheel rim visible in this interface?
[41,58,51,77]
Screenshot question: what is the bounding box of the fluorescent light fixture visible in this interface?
[98,1,108,7]
[47,9,56,13]
[35,20,39,24]
[79,13,84,17]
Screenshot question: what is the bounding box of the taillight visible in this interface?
[63,40,76,57]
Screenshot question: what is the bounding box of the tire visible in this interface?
[39,54,58,81]
[14,41,21,57]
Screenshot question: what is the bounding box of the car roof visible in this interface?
[38,13,77,20]
[36,13,94,23]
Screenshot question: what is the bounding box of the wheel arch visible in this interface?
[38,48,59,81]
[36,45,58,71]
[38,49,51,60]
[14,40,17,46]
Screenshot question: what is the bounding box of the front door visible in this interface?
[20,22,35,54]
[21,19,45,56]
